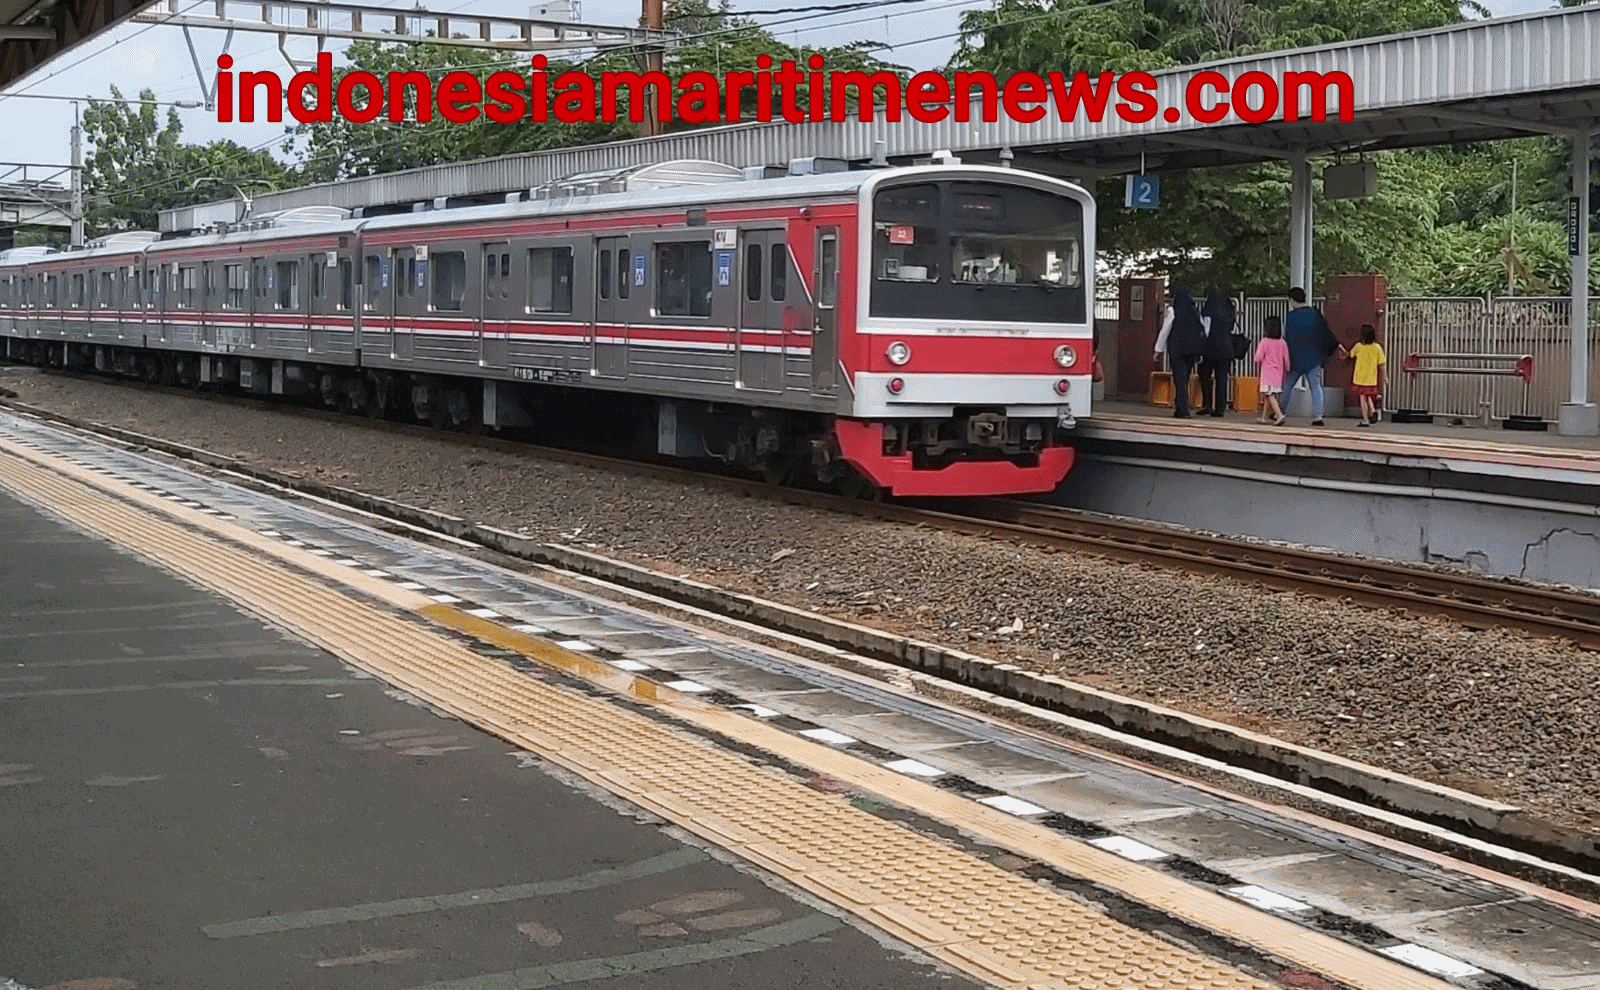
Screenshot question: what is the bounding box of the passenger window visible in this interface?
[364,256,382,308]
[500,253,511,298]
[178,267,197,308]
[745,244,762,301]
[655,241,712,318]
[339,259,353,310]
[818,235,838,308]
[430,250,467,311]
[598,248,612,300]
[528,247,573,314]
[275,260,299,309]
[223,265,244,309]
[617,249,630,299]
[770,243,786,302]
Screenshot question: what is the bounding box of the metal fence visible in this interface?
[1096,293,1600,422]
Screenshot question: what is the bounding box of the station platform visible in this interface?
[1054,402,1600,590]
[1079,401,1600,490]
[4,410,1600,990]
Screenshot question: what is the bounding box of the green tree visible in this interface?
[290,0,909,182]
[950,0,1496,296]
[82,86,291,234]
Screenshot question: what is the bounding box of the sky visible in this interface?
[0,0,1562,188]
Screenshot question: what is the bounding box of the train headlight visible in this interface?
[886,341,911,366]
[1053,344,1078,369]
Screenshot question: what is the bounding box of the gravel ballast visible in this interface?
[5,367,1598,832]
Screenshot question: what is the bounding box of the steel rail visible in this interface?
[10,366,1600,651]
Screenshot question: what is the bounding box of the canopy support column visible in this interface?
[1560,129,1598,436]
[1289,155,1314,294]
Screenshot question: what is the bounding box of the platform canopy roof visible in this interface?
[161,4,1600,230]
[0,0,152,91]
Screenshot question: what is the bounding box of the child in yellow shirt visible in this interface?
[1348,324,1385,427]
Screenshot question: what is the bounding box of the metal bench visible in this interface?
[1398,352,1539,428]
[1401,352,1533,381]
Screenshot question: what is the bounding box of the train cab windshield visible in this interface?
[869,179,1087,325]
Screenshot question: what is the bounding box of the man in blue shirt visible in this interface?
[1280,287,1346,425]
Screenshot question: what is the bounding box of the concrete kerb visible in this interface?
[7,399,1600,894]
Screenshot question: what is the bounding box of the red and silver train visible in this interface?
[0,156,1096,497]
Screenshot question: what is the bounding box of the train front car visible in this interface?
[834,165,1095,498]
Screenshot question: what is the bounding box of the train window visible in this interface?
[311,261,325,300]
[655,241,712,318]
[223,265,245,309]
[483,252,498,299]
[617,250,630,299]
[204,262,216,300]
[276,260,299,309]
[364,256,383,308]
[527,247,572,314]
[598,248,612,301]
[770,243,786,302]
[431,251,467,311]
[818,235,837,308]
[872,183,940,284]
[178,267,197,308]
[499,253,510,299]
[71,273,84,308]
[99,271,114,308]
[339,259,353,310]
[744,244,762,301]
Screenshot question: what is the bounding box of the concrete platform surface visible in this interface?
[0,490,972,990]
[1085,401,1600,479]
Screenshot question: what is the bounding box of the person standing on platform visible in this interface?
[1280,287,1347,425]
[1347,323,1386,427]
[1254,315,1290,425]
[1197,290,1237,416]
[1154,286,1207,418]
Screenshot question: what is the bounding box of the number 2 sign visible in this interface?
[1124,175,1159,209]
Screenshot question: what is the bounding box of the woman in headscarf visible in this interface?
[1198,289,1238,417]
[1153,285,1206,417]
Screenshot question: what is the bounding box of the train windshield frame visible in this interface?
[868,179,1087,325]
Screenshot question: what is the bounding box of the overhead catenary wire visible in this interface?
[62,0,1139,213]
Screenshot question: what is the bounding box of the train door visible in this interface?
[590,235,628,379]
[810,227,840,396]
[308,251,331,354]
[737,228,788,392]
[388,246,418,360]
[200,261,217,348]
[478,241,510,368]
[249,255,271,349]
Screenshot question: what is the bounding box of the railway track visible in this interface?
[9,363,1600,653]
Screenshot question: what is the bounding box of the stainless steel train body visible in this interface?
[0,157,1097,496]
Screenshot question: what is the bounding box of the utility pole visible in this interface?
[640,0,664,138]
[70,101,83,249]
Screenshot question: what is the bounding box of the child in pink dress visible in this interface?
[1253,315,1289,425]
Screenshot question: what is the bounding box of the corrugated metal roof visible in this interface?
[160,4,1600,231]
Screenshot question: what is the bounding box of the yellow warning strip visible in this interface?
[0,438,1461,990]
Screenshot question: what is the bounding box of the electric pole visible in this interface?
[640,0,664,137]
[70,101,83,249]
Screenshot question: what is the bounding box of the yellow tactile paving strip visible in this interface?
[0,438,1462,990]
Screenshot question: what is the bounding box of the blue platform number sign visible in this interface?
[1125,174,1159,209]
[716,251,732,287]
[633,252,646,287]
